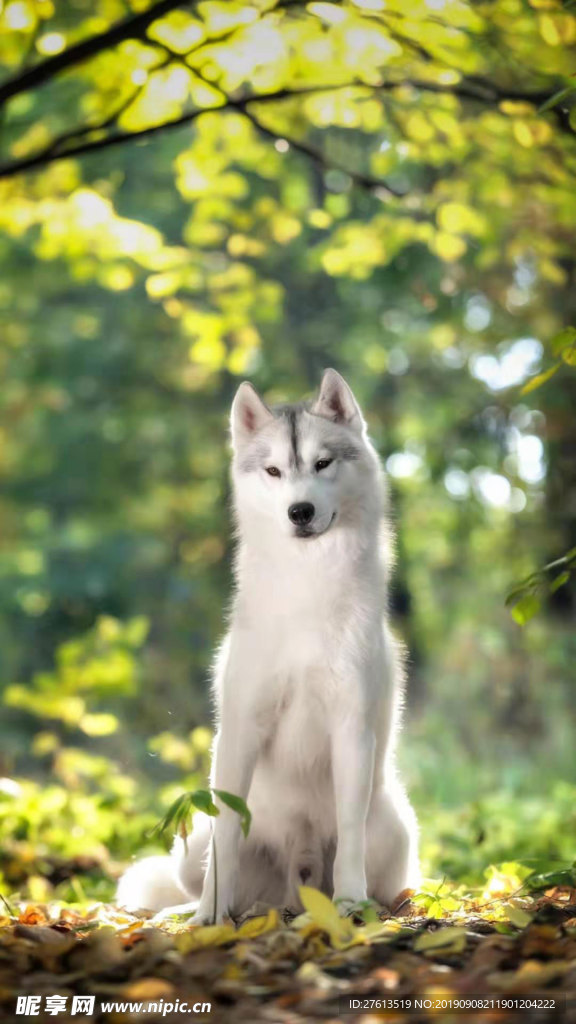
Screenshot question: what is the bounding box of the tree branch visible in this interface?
[0,85,354,180]
[0,84,365,180]
[372,76,576,139]
[0,0,315,111]
[183,65,406,199]
[0,0,186,109]
[41,56,172,157]
[0,108,204,179]
[236,105,404,198]
[0,0,572,188]
[0,70,573,182]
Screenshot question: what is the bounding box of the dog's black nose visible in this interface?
[288,502,315,526]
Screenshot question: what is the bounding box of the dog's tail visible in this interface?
[116,855,187,913]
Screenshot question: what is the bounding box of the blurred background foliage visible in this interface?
[0,0,574,904]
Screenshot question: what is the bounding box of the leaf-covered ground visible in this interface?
[1,885,575,1023]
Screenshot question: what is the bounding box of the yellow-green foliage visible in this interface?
[0,0,574,903]
[0,619,212,901]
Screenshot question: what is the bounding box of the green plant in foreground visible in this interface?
[150,788,252,844]
[149,788,252,922]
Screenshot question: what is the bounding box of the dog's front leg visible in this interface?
[330,700,376,912]
[195,718,258,924]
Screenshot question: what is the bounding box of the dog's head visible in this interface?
[230,369,380,541]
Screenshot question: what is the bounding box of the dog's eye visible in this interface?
[265,466,281,478]
[315,458,333,472]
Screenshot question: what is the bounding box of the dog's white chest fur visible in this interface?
[233,546,366,774]
[230,559,340,831]
[249,668,333,842]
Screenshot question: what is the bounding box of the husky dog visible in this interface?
[117,370,419,921]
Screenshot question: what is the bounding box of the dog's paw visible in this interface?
[334,898,359,917]
[333,889,368,917]
[151,900,199,925]
[337,896,382,921]
[194,896,232,925]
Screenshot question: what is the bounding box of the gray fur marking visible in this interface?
[238,400,361,473]
[285,407,301,470]
[271,402,307,471]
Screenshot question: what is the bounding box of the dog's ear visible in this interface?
[313,369,364,432]
[231,382,274,447]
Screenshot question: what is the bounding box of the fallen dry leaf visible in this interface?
[0,887,573,1022]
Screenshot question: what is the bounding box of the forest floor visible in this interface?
[1,885,575,1023]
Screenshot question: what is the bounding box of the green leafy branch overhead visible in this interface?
[1,0,576,185]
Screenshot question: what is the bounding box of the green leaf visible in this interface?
[208,786,249,835]
[0,892,15,917]
[505,581,536,606]
[520,363,559,394]
[538,86,576,113]
[147,788,250,843]
[504,903,533,928]
[561,344,576,367]
[147,792,193,838]
[190,788,220,817]
[213,789,252,837]
[351,899,380,924]
[551,326,576,356]
[549,571,570,594]
[413,927,467,953]
[525,864,576,891]
[510,593,541,625]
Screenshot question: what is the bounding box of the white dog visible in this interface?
[117,370,419,922]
